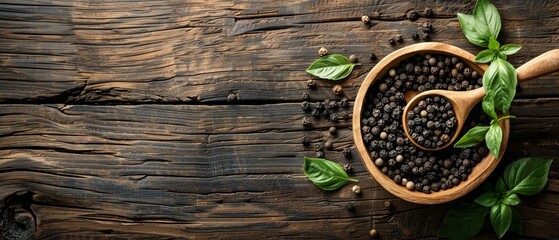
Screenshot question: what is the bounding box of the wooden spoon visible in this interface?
[403,49,559,151]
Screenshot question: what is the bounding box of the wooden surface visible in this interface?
[1,0,558,239]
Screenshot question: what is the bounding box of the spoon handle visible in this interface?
[517,49,559,82]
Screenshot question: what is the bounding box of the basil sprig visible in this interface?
[438,157,553,239]
[454,0,521,159]
[303,157,358,191]
[306,54,360,80]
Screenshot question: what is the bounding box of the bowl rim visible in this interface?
[352,42,510,204]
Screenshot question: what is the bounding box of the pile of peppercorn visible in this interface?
[301,80,353,160]
[407,95,456,149]
[361,53,489,194]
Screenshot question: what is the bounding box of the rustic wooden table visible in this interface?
[1,0,558,239]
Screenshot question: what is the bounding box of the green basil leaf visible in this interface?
[496,177,507,193]
[475,192,500,207]
[501,193,520,206]
[510,207,524,235]
[474,0,501,40]
[306,54,359,80]
[502,157,553,196]
[482,58,499,119]
[482,58,499,87]
[303,157,358,191]
[490,203,512,239]
[482,93,498,119]
[457,13,489,47]
[499,44,522,56]
[497,52,508,60]
[488,37,500,50]
[437,203,488,240]
[485,122,503,158]
[454,125,490,148]
[483,58,517,113]
[475,49,497,63]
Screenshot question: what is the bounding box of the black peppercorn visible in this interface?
[346,202,356,212]
[301,135,310,145]
[316,102,325,110]
[389,38,396,45]
[316,151,324,158]
[407,10,418,21]
[422,22,433,32]
[343,147,352,158]
[302,92,310,101]
[340,97,348,107]
[421,32,430,41]
[329,100,338,109]
[411,32,419,40]
[423,7,433,17]
[302,117,312,127]
[396,34,403,43]
[330,113,339,122]
[369,52,377,61]
[301,101,311,111]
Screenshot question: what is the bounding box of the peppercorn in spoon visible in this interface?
[403,49,559,151]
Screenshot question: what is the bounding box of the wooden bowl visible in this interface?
[352,42,509,204]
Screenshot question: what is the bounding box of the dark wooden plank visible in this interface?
[0,102,558,239]
[1,0,559,103]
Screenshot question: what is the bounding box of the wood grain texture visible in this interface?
[0,102,558,239]
[1,0,559,239]
[1,0,559,103]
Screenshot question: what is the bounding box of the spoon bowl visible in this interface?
[402,87,486,151]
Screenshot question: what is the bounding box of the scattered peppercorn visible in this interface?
[406,10,418,21]
[316,151,324,158]
[343,147,352,158]
[301,101,311,111]
[396,34,404,43]
[333,85,343,95]
[366,53,375,63]
[345,202,356,212]
[349,54,358,63]
[329,126,337,135]
[370,229,379,238]
[422,22,433,33]
[412,32,419,40]
[324,140,333,149]
[384,201,394,210]
[361,15,370,23]
[340,97,348,107]
[330,113,339,122]
[423,7,433,17]
[302,117,312,127]
[302,92,310,101]
[352,185,361,194]
[301,136,310,145]
[389,38,396,45]
[319,47,328,56]
[421,32,430,41]
[226,93,237,103]
[307,79,316,88]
